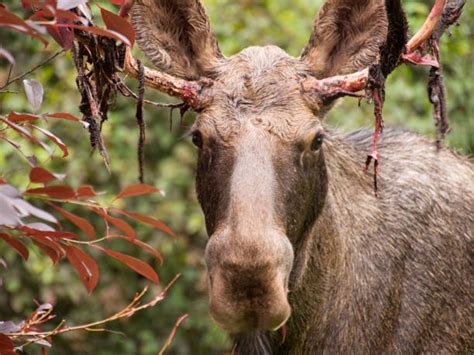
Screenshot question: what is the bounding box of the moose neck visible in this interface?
[284,131,382,351]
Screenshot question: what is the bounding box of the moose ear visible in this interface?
[300,0,388,77]
[130,0,224,80]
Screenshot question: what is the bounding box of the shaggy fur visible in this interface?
[301,0,388,76]
[130,0,474,353]
[131,0,223,79]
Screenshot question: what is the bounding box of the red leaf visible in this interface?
[25,185,76,199]
[109,0,124,5]
[92,245,159,284]
[63,244,99,293]
[0,6,49,47]
[30,124,69,157]
[46,112,81,122]
[77,185,98,198]
[20,225,77,239]
[7,112,41,122]
[0,47,15,65]
[94,208,136,239]
[109,234,163,264]
[0,334,15,354]
[46,18,74,49]
[54,23,132,46]
[29,167,65,184]
[99,5,134,47]
[50,204,95,240]
[1,117,55,156]
[112,209,175,237]
[30,4,83,22]
[0,118,47,152]
[113,184,161,200]
[31,237,64,263]
[0,233,29,260]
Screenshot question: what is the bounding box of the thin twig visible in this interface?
[0,50,65,90]
[115,78,183,109]
[158,314,189,355]
[62,236,110,245]
[6,274,181,342]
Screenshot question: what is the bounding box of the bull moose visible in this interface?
[120,0,473,353]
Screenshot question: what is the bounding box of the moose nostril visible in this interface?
[208,268,291,333]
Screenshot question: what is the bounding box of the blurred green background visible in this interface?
[0,0,472,354]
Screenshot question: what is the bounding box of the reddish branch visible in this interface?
[4,275,182,351]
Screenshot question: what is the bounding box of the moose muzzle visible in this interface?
[205,228,294,334]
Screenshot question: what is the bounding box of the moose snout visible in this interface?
[205,229,294,334]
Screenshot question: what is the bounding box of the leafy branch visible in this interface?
[0,275,185,353]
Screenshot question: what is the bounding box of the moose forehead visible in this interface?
[194,46,319,142]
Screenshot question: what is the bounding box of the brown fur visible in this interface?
[131,0,223,79]
[301,0,388,76]
[131,0,474,353]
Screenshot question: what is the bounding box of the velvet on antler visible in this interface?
[123,48,213,111]
[300,0,450,106]
[300,68,368,109]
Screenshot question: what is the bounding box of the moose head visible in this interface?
[121,0,469,351]
[125,0,393,333]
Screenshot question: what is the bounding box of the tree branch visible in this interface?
[0,50,65,90]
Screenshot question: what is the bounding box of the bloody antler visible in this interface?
[300,68,368,107]
[119,0,212,111]
[405,0,446,53]
[123,48,212,110]
[301,0,451,104]
[300,0,463,194]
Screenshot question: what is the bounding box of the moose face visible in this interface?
[130,0,389,336]
[192,47,329,333]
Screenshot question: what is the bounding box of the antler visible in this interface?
[300,0,450,102]
[123,48,212,110]
[405,0,446,53]
[299,0,464,193]
[119,0,212,111]
[300,68,368,108]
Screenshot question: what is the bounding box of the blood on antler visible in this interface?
[301,0,452,109]
[300,68,369,107]
[300,0,463,193]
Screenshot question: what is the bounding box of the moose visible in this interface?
[120,0,473,353]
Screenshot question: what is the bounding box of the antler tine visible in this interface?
[300,68,369,107]
[405,0,446,53]
[123,47,212,110]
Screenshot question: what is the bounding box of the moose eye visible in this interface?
[310,133,324,151]
[191,130,203,148]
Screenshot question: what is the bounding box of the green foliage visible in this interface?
[0,0,472,354]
